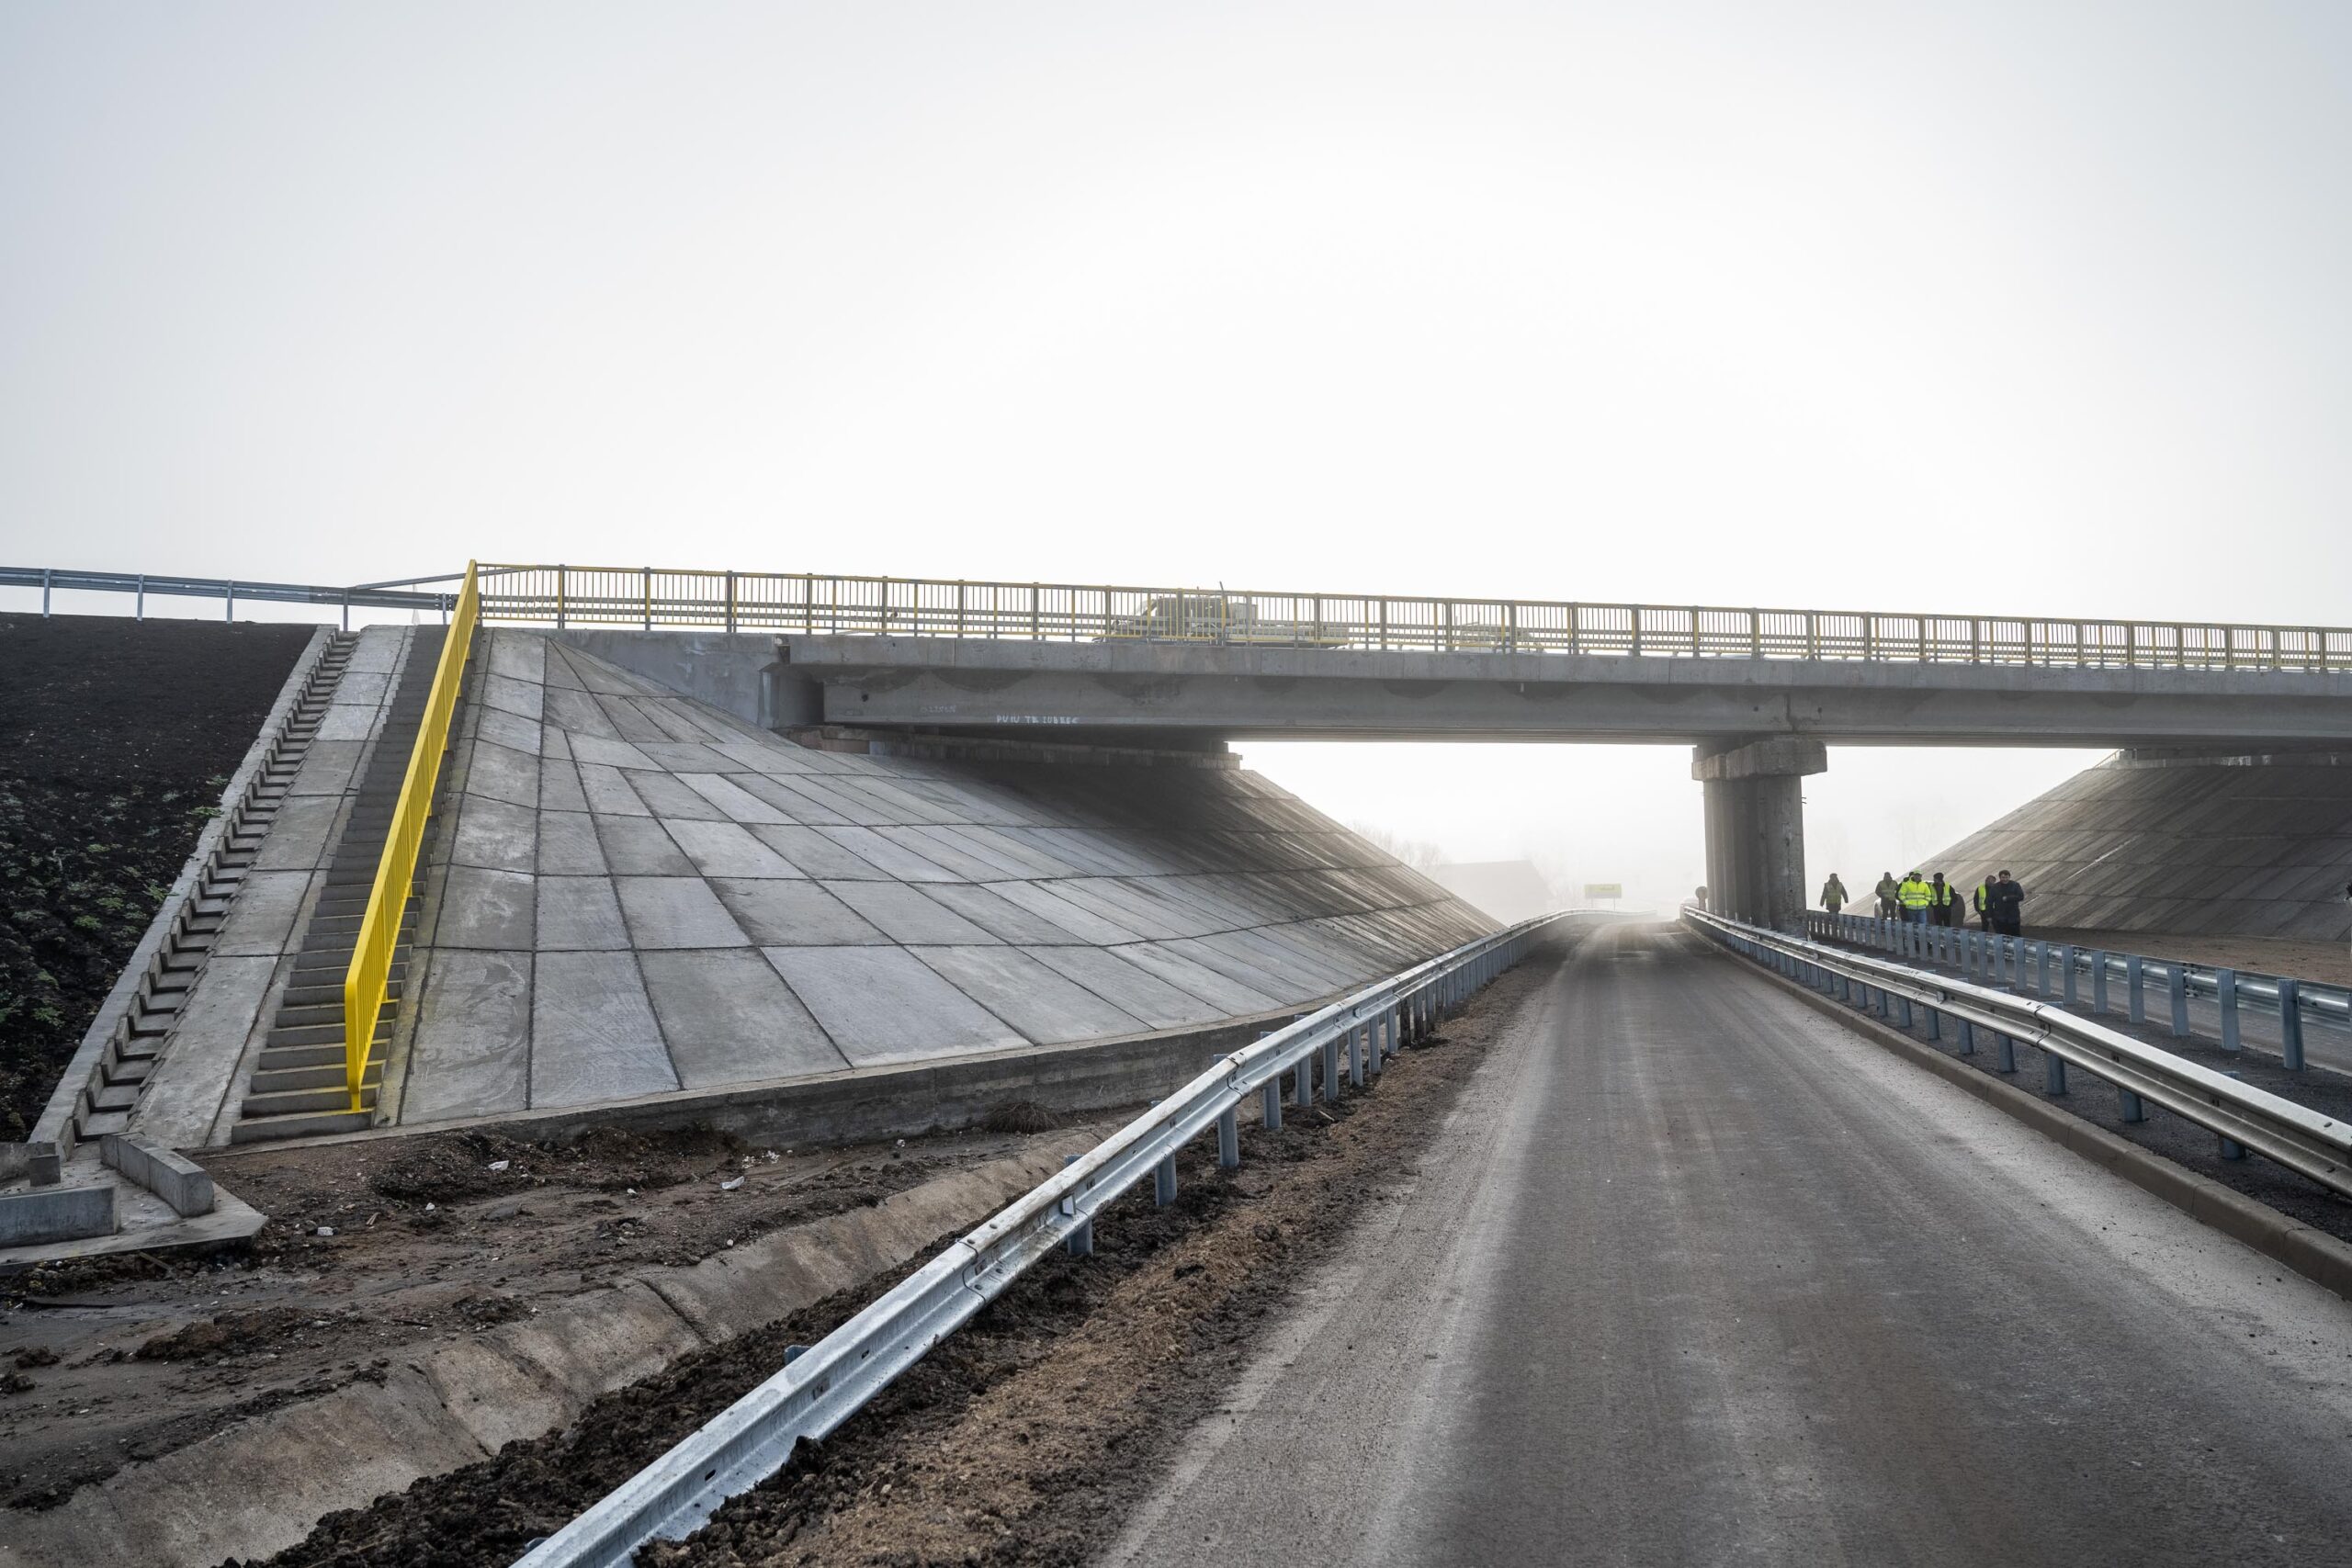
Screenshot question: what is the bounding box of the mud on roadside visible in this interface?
[250,941,1566,1568]
[0,1118,1089,1513]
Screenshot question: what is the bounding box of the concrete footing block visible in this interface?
[0,1182,118,1247]
[101,1134,217,1216]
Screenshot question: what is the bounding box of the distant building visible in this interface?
[1427,860,1557,924]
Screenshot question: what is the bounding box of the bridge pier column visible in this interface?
[1693,738,1828,932]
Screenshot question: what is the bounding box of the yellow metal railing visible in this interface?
[469,562,2352,673]
[342,561,480,1111]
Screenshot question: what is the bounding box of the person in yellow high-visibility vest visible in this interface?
[1897,871,1934,927]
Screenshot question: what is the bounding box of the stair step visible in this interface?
[78,1110,131,1139]
[229,1108,373,1144]
[236,1082,380,1118]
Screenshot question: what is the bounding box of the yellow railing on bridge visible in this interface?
[343,561,480,1111]
[471,563,2352,673]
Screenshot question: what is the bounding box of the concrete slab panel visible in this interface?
[331,671,391,708]
[909,946,1144,1043]
[483,673,546,723]
[345,626,405,672]
[595,816,695,874]
[314,704,382,741]
[577,761,652,817]
[451,796,538,874]
[664,818,804,878]
[763,947,1025,1065]
[542,726,573,761]
[765,777,893,826]
[536,876,632,951]
[616,876,752,948]
[731,773,839,822]
[544,686,622,739]
[537,811,608,875]
[1114,942,1284,1014]
[990,881,1143,944]
[435,865,537,950]
[622,770,731,822]
[1023,945,1229,1029]
[488,633,547,685]
[912,824,1069,878]
[825,881,1001,944]
[748,824,888,879]
[917,883,1086,943]
[570,733,660,770]
[476,705,544,757]
[529,951,679,1107]
[463,741,541,810]
[401,950,533,1122]
[539,754,589,813]
[639,742,739,772]
[288,740,363,797]
[817,826,958,882]
[251,794,339,872]
[711,878,888,945]
[872,826,1005,881]
[215,871,314,957]
[676,773,796,824]
[639,950,847,1086]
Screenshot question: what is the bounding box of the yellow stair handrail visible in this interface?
[342,561,480,1111]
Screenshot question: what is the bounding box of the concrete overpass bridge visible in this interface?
[467,563,2352,935]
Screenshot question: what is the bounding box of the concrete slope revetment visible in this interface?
[124,629,1492,1147]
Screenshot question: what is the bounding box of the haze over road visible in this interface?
[1106,924,2352,1567]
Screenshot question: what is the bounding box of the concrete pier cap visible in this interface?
[1694,738,1828,933]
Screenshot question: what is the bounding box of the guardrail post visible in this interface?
[1957,1018,1976,1055]
[2278,979,2304,1070]
[1155,1152,1178,1206]
[1322,1034,1342,1099]
[2127,955,2145,1022]
[1063,1155,1092,1255]
[2220,1076,2247,1159]
[40,566,51,616]
[2119,1089,2145,1122]
[2092,952,2109,1014]
[1349,1025,1365,1089]
[2060,945,2078,1005]
[1258,1032,1283,1131]
[1295,1056,1314,1109]
[1925,1007,1941,1041]
[2218,969,2241,1052]
[1896,995,1914,1029]
[1996,1032,2015,1072]
[1217,1109,1239,1169]
[2043,1053,2067,1094]
[2036,942,2052,997]
[2167,964,2189,1036]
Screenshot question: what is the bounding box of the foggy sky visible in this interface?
[6,3,2345,910]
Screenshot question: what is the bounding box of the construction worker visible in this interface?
[1987,870,2026,936]
[1930,872,1957,927]
[1819,872,1849,915]
[1897,870,1934,926]
[1973,876,1994,932]
[1875,872,1901,921]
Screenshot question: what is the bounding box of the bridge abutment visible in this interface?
[1695,738,1826,931]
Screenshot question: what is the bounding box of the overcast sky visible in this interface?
[6,3,2346,910]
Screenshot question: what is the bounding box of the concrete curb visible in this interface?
[0,1132,1097,1568]
[1733,948,2352,1303]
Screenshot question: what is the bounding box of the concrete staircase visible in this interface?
[67,633,361,1145]
[232,627,447,1142]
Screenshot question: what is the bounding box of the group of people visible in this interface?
[1816,869,2026,935]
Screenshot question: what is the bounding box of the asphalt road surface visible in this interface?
[1102,922,2352,1568]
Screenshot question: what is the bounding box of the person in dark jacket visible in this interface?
[1986,870,2025,936]
[1929,872,1956,927]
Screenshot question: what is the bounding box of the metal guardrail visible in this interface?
[1686,908,2352,1198]
[1814,912,2352,1068]
[467,561,2352,671]
[343,563,480,1110]
[3,565,458,624]
[510,910,1568,1568]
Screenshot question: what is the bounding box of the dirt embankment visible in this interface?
[243,946,1562,1568]
[0,1118,1080,1514]
[0,613,313,1138]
